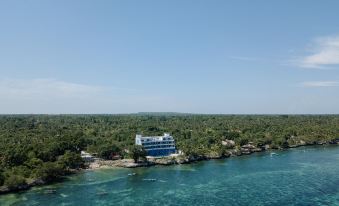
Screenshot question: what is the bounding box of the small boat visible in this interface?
[142,178,157,181]
[44,189,56,194]
[128,173,136,176]
[96,191,109,196]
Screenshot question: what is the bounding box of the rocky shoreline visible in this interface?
[0,178,47,195]
[88,140,339,169]
[0,172,77,195]
[1,140,338,195]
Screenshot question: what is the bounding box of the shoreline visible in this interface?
[1,141,338,195]
[88,141,339,170]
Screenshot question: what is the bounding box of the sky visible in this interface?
[0,0,339,114]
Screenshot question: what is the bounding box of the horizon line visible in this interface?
[0,112,338,116]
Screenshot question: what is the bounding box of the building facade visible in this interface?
[135,133,176,156]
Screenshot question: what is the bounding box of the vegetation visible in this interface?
[3,175,26,190]
[129,145,147,163]
[0,114,338,190]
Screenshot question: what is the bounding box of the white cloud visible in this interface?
[298,35,339,68]
[300,81,339,88]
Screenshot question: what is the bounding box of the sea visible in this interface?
[1,145,339,206]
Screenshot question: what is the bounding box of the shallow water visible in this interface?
[1,146,339,206]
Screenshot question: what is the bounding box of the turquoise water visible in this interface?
[1,146,339,206]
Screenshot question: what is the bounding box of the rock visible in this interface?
[0,186,10,194]
[229,149,242,156]
[252,148,263,152]
[118,160,154,168]
[30,178,45,186]
[1,183,30,193]
[241,144,256,149]
[206,152,223,159]
[328,139,339,144]
[222,152,231,158]
[222,139,235,147]
[240,144,261,154]
[240,148,252,155]
[299,140,306,145]
[153,158,176,165]
[174,155,189,164]
[316,141,326,145]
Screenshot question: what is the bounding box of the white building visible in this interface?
[135,133,176,156]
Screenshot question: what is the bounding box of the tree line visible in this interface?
[0,114,338,189]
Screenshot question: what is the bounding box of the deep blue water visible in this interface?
[1,146,339,206]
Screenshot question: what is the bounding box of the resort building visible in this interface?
[135,133,176,156]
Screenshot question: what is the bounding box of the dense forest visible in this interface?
[0,114,339,191]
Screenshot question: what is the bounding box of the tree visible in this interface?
[0,171,4,186]
[25,158,43,169]
[130,145,147,163]
[239,138,249,146]
[4,174,26,190]
[223,131,240,140]
[97,144,121,160]
[34,162,65,182]
[58,151,84,170]
[0,114,338,192]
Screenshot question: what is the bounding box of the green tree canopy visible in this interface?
[130,145,147,163]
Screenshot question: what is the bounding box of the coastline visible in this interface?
[1,140,338,195]
[0,172,75,195]
[87,141,339,170]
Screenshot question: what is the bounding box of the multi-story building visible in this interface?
[135,133,176,156]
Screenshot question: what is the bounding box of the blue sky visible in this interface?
[0,0,339,114]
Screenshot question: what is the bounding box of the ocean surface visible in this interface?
[1,146,339,206]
